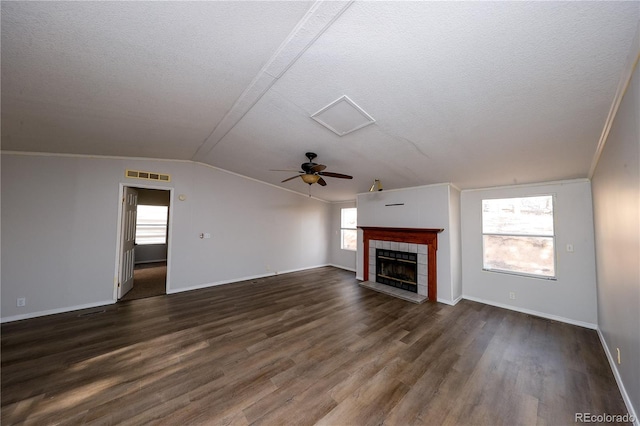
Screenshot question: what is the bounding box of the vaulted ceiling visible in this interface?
[2,1,638,201]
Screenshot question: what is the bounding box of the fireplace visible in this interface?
[376,249,418,293]
[359,227,443,302]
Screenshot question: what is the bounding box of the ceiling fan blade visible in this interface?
[281,175,301,183]
[318,171,353,179]
[272,153,350,186]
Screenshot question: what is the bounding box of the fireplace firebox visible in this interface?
[376,249,418,293]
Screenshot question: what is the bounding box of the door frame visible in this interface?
[113,183,174,301]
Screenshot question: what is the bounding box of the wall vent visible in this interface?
[125,169,171,182]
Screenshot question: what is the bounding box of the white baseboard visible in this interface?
[135,259,167,265]
[278,264,332,275]
[167,264,332,295]
[167,273,274,294]
[453,295,463,305]
[1,300,115,323]
[437,295,462,306]
[597,328,639,425]
[2,265,341,321]
[461,295,597,330]
[328,263,356,273]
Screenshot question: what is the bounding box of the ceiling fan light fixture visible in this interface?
[301,174,321,184]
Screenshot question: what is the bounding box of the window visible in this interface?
[341,207,357,251]
[135,205,168,245]
[482,195,555,279]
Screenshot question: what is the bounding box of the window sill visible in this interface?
[482,268,557,281]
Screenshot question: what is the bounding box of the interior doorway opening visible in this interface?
[121,261,167,301]
[117,186,171,301]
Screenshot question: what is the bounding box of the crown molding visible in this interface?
[589,22,640,178]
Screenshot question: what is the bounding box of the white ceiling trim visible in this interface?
[262,0,354,80]
[191,0,353,162]
[0,150,330,202]
[459,178,591,193]
[589,22,640,178]
[194,161,330,203]
[0,150,194,164]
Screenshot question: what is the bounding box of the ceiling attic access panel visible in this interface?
[311,95,375,136]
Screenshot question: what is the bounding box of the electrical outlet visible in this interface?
[266,264,271,272]
[17,298,26,307]
[566,244,574,253]
[509,292,516,300]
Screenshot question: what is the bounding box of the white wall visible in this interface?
[591,59,639,418]
[448,186,462,302]
[461,179,598,327]
[1,153,331,321]
[356,183,458,303]
[328,201,357,272]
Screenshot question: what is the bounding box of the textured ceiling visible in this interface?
[2,1,638,201]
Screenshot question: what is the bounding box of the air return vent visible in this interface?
[125,169,171,182]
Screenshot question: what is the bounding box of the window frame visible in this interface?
[340,207,357,251]
[481,194,557,280]
[135,204,169,245]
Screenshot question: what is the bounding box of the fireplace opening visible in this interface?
[376,249,418,293]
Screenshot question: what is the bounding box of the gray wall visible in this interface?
[461,180,598,327]
[1,154,331,321]
[592,61,639,417]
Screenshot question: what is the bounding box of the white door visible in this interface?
[118,187,138,298]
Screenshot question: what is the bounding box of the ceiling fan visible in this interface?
[272,152,353,186]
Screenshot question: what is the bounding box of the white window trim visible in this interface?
[135,205,169,245]
[340,207,357,251]
[481,194,557,280]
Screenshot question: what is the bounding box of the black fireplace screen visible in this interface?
[376,249,418,293]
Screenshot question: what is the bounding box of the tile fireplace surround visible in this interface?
[359,227,443,302]
[369,240,426,294]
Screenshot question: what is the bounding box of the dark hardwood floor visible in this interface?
[1,267,630,425]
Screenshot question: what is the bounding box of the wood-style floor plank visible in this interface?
[1,267,630,425]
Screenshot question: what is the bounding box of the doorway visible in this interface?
[121,261,167,301]
[116,185,171,301]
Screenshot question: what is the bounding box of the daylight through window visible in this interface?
[341,208,357,251]
[482,195,555,279]
[135,205,168,245]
